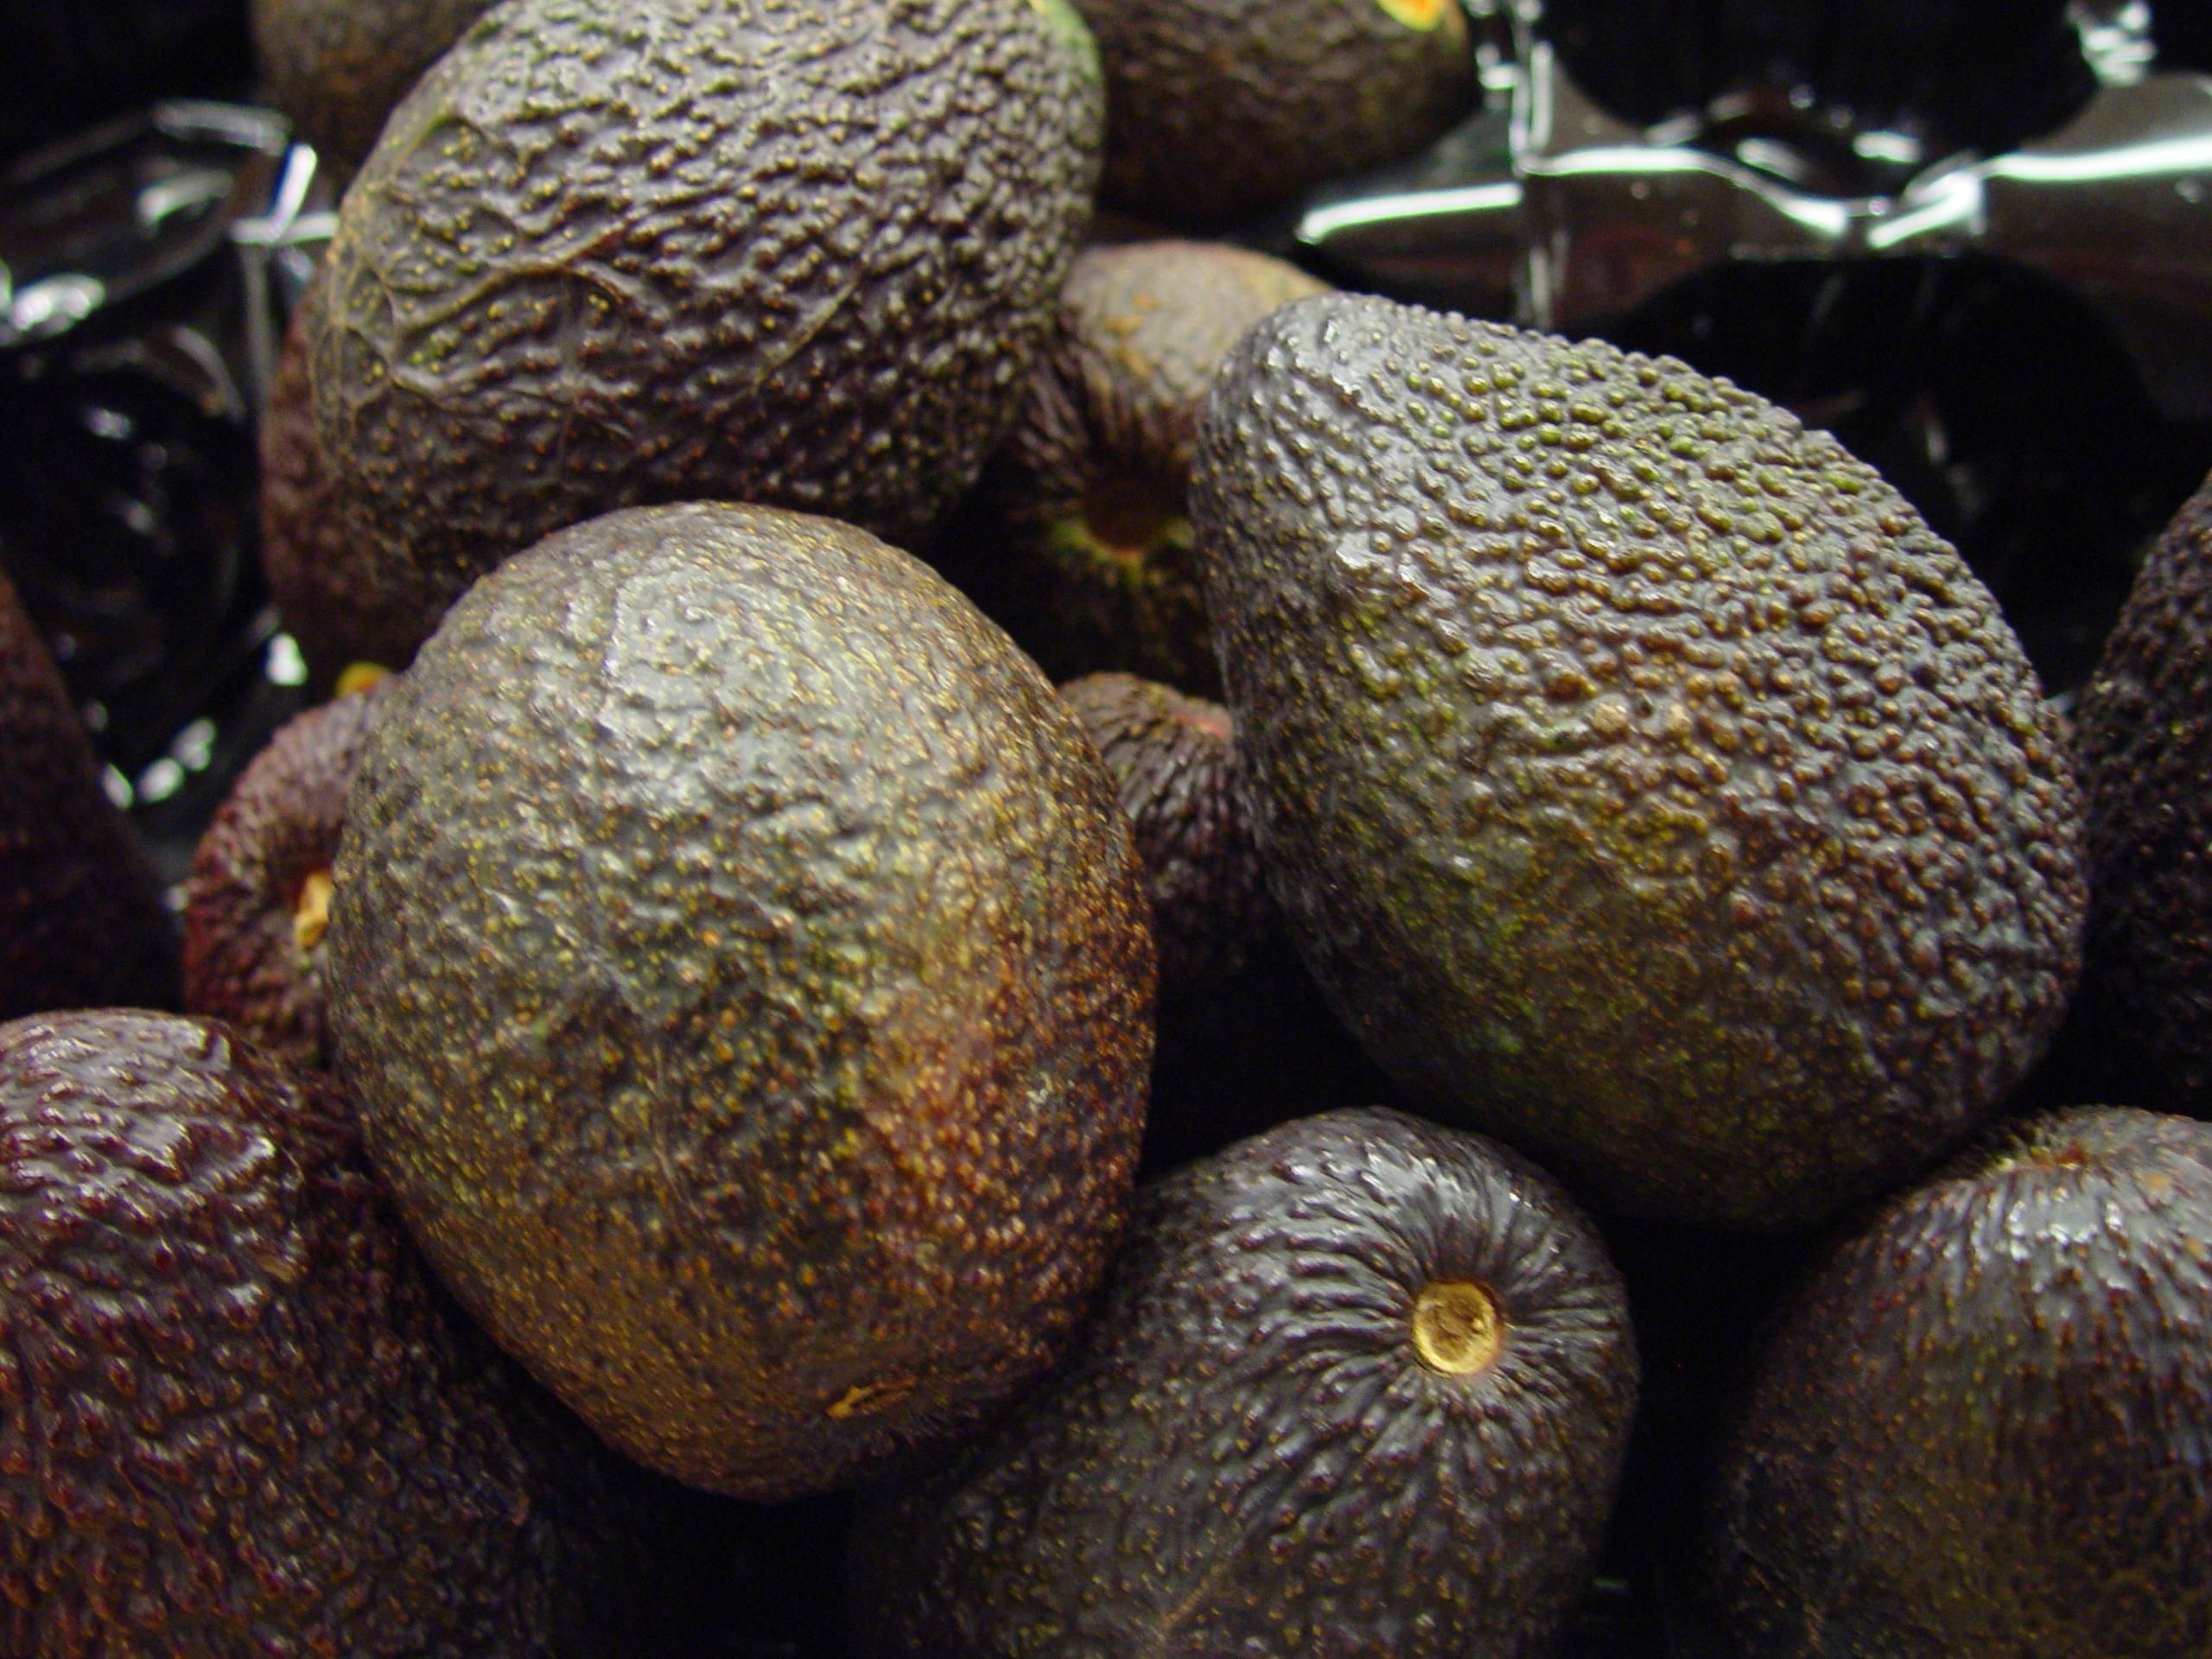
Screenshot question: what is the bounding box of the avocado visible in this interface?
[844,1105,1639,1658]
[1700,1103,2212,1657]
[1058,671,1268,997]
[945,239,1328,695]
[250,0,496,183]
[1192,292,2086,1231]
[260,276,426,686]
[1074,0,1478,229]
[0,570,179,1021]
[2072,472,2212,1113]
[326,501,1156,1502]
[307,0,1104,666]
[0,1007,714,1657]
[182,676,391,1069]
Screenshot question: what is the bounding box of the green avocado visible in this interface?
[325,501,1156,1502]
[305,0,1103,666]
[2073,472,2212,1112]
[0,1008,712,1658]
[1701,1104,2212,1657]
[845,1105,1638,1658]
[1191,292,2086,1231]
[0,572,178,1021]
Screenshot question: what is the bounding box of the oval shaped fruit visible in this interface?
[1076,0,1478,227]
[0,1009,691,1658]
[250,0,496,181]
[326,501,1157,1501]
[1192,292,2086,1230]
[1702,1105,2212,1657]
[308,0,1104,661]
[846,1106,1638,1658]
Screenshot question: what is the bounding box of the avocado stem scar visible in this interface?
[293,869,336,954]
[1413,1280,1503,1376]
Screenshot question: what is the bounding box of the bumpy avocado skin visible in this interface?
[182,678,390,1068]
[0,1009,695,1658]
[308,0,1103,663]
[950,240,1328,695]
[250,0,496,181]
[326,502,1156,1502]
[0,575,178,1021]
[846,1106,1638,1658]
[1076,0,1478,228]
[1703,1105,2212,1658]
[1192,293,2085,1231]
[1058,671,1268,996]
[2074,475,2212,1112]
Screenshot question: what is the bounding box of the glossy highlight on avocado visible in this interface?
[1192,292,2086,1231]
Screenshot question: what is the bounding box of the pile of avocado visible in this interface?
[5,0,2212,1654]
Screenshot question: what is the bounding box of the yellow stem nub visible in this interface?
[293,870,336,955]
[1412,1281,1503,1377]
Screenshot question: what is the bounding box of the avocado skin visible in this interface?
[846,1105,1637,1658]
[1075,0,1478,229]
[1192,292,2085,1231]
[1058,671,1268,997]
[0,1008,699,1658]
[327,501,1156,1502]
[308,0,1103,664]
[2074,474,2212,1112]
[250,0,496,181]
[949,240,1327,696]
[1702,1104,2212,1658]
[0,573,178,1021]
[182,678,390,1069]
[260,277,429,685]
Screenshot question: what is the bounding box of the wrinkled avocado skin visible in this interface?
[1704,1105,2212,1659]
[846,1105,1638,1659]
[2075,476,2212,1113]
[0,1008,699,1658]
[308,0,1103,664]
[327,502,1155,1502]
[1192,293,2085,1231]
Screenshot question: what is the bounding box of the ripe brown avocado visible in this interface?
[0,1008,708,1658]
[2073,472,2212,1112]
[1701,1104,2212,1657]
[947,239,1328,694]
[0,572,178,1021]
[182,676,391,1068]
[1192,292,2087,1231]
[308,0,1104,665]
[250,0,497,183]
[1073,0,1479,229]
[844,1106,1639,1658]
[1058,671,1268,997]
[326,501,1156,1502]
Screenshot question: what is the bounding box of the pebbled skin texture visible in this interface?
[182,679,391,1069]
[2074,476,2212,1113]
[308,0,1104,664]
[950,239,1327,696]
[0,1008,691,1658]
[1192,294,2087,1232]
[1076,0,1478,228]
[251,0,497,182]
[845,1106,1639,1659]
[1058,671,1268,997]
[260,277,434,684]
[0,573,178,1022]
[1702,1105,2212,1658]
[326,501,1156,1501]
